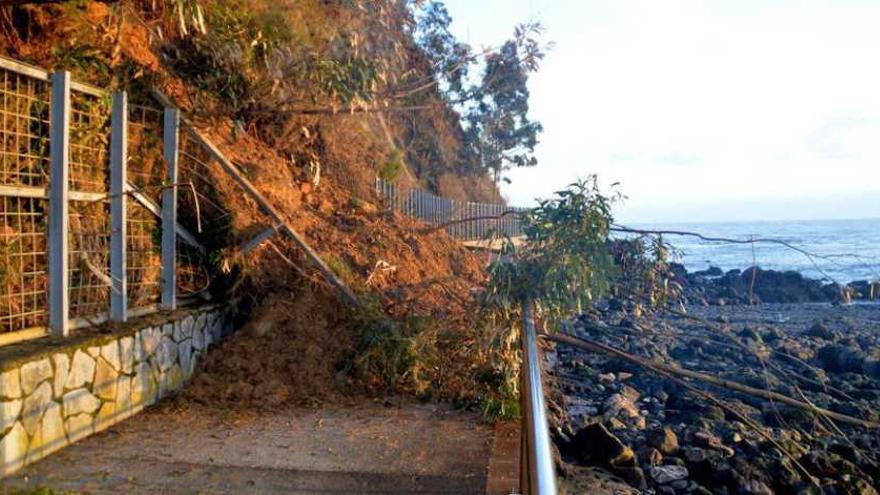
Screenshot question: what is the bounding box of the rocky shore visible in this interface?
[670,264,880,305]
[550,300,880,494]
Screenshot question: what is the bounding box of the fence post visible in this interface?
[48,71,71,336]
[161,108,180,310]
[109,91,128,322]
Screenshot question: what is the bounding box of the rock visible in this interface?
[603,393,641,420]
[682,446,709,464]
[0,422,28,475]
[618,372,634,381]
[817,344,866,373]
[0,397,22,432]
[100,341,121,371]
[65,413,93,444]
[19,359,52,396]
[119,337,134,374]
[599,372,616,384]
[620,385,641,403]
[647,427,679,455]
[20,382,52,436]
[62,388,101,417]
[649,465,689,484]
[805,322,835,340]
[692,431,735,457]
[738,479,772,495]
[573,423,636,467]
[0,369,21,400]
[65,350,96,390]
[93,357,117,401]
[52,354,69,399]
[156,336,178,372]
[613,466,648,490]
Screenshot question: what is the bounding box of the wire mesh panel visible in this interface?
[68,199,110,320]
[68,90,111,321]
[178,131,233,247]
[69,91,110,193]
[0,66,51,336]
[0,196,48,332]
[176,239,209,300]
[127,102,165,201]
[0,66,51,187]
[127,201,161,308]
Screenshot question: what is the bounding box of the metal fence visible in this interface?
[0,56,217,346]
[375,178,527,241]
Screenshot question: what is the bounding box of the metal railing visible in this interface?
[375,177,527,240]
[520,301,557,495]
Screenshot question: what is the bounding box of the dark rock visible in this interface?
[612,466,648,490]
[573,423,636,467]
[647,427,680,455]
[817,344,867,373]
[805,322,836,340]
[649,465,689,484]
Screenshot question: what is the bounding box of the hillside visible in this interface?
[0,1,532,411]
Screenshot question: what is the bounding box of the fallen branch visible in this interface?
[151,87,359,308]
[543,331,880,431]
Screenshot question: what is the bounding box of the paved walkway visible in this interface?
[1,400,497,494]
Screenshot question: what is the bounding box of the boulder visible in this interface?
[572,423,636,467]
[647,427,679,455]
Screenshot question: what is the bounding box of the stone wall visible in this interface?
[0,306,231,476]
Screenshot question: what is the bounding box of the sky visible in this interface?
[442,0,880,223]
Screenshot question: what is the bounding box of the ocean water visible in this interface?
[627,218,880,283]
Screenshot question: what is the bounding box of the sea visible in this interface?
[626,218,880,284]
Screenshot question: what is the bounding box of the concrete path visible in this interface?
[1,400,496,494]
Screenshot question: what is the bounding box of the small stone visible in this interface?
[649,465,689,484]
[20,359,52,396]
[101,341,121,371]
[86,346,100,358]
[62,389,100,417]
[52,353,69,399]
[65,350,96,390]
[693,430,735,457]
[620,385,641,403]
[93,357,117,401]
[617,372,634,381]
[0,369,21,400]
[598,372,616,384]
[21,382,53,436]
[162,323,173,338]
[0,422,28,475]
